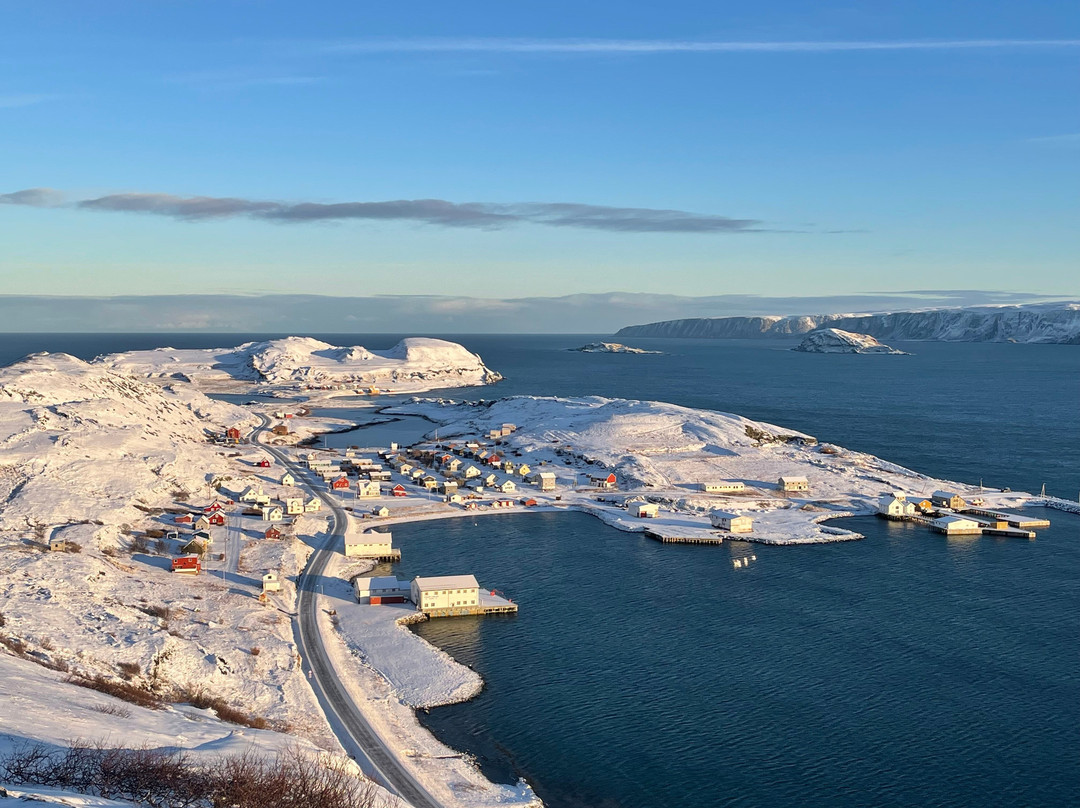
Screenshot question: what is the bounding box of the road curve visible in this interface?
[252,414,442,808]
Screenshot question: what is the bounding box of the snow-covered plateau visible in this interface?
[615,301,1080,343]
[568,342,662,354]
[792,328,910,355]
[98,336,503,395]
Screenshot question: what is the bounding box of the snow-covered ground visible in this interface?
[792,328,909,355]
[98,336,502,395]
[568,342,662,354]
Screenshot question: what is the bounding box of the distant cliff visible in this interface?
[615,303,1080,344]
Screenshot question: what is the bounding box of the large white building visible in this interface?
[356,480,381,498]
[878,495,916,517]
[709,510,753,533]
[700,481,745,493]
[344,530,395,558]
[411,575,480,612]
[932,516,982,535]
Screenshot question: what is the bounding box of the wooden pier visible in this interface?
[878,512,1036,538]
[422,602,518,618]
[961,508,1050,529]
[645,530,724,545]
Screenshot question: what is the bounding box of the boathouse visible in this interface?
[709,510,754,533]
[344,530,400,560]
[932,515,981,535]
[411,575,480,612]
[632,502,659,518]
[354,576,410,604]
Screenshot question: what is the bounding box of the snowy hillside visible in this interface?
[792,328,909,354]
[615,301,1080,343]
[568,342,662,354]
[99,336,502,392]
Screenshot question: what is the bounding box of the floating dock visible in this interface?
[645,530,724,545]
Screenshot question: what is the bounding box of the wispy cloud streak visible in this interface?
[1,188,763,234]
[317,37,1080,55]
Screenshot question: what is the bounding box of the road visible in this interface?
[251,415,442,808]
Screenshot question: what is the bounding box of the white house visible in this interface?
[356,480,381,498]
[262,571,281,592]
[344,530,395,558]
[700,481,745,493]
[411,575,480,612]
[482,473,499,487]
[446,493,464,504]
[353,576,410,603]
[878,495,916,517]
[536,472,557,491]
[932,515,982,535]
[304,497,322,513]
[239,486,264,503]
[778,476,810,492]
[498,479,517,494]
[372,506,390,517]
[632,502,659,518]
[281,497,302,516]
[280,472,296,487]
[710,510,754,533]
[262,505,284,522]
[463,465,482,479]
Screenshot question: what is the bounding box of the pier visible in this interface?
[645,530,724,545]
[422,592,518,619]
[878,512,1037,538]
[961,508,1050,528]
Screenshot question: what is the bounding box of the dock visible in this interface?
[879,513,1036,538]
[645,530,724,545]
[422,592,518,619]
[961,508,1050,528]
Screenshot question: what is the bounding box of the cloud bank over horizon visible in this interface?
[1,187,764,234]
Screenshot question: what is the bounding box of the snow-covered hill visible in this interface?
[615,301,1080,343]
[98,336,502,392]
[792,328,909,354]
[569,342,662,354]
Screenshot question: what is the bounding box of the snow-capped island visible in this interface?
[98,336,502,396]
[569,342,662,354]
[793,328,910,355]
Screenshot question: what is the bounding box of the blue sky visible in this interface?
[1,1,1078,299]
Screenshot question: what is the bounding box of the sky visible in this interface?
[1,1,1078,300]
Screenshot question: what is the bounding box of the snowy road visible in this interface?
[252,415,442,808]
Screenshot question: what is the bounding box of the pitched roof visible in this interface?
[412,574,480,591]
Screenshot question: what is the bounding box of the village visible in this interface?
[876,490,1050,538]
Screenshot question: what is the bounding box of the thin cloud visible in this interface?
[317,37,1080,55]
[0,189,767,234]
[0,93,64,109]
[1027,132,1080,148]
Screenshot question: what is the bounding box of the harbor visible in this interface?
[878,491,1046,539]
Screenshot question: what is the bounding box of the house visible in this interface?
[372,506,390,517]
[632,502,659,518]
[492,498,516,508]
[421,477,438,491]
[498,479,517,494]
[446,458,462,473]
[410,468,425,481]
[517,463,532,478]
[534,471,557,491]
[487,455,502,467]
[411,575,480,613]
[208,512,226,526]
[354,576,410,604]
[502,460,516,473]
[285,497,304,515]
[463,465,482,479]
[204,502,223,514]
[48,537,67,552]
[778,476,810,492]
[932,515,982,535]
[225,427,242,443]
[709,510,754,533]
[440,481,459,495]
[304,497,322,512]
[262,571,281,592]
[262,505,283,522]
[171,555,202,574]
[240,486,264,503]
[391,484,408,498]
[522,498,538,507]
[501,423,517,434]
[180,537,207,555]
[908,497,933,513]
[257,460,271,468]
[398,463,414,476]
[281,472,296,487]
[878,495,916,518]
[446,493,464,504]
[175,514,193,524]
[483,473,499,487]
[932,490,967,510]
[330,476,350,491]
[194,515,212,531]
[466,480,485,492]
[590,473,617,489]
[344,530,397,559]
[356,480,381,498]
[271,424,289,436]
[264,526,282,539]
[700,482,746,493]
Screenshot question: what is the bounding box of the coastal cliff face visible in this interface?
[615,303,1080,344]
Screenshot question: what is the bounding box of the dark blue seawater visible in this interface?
[1,333,1078,806]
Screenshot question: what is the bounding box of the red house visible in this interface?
[257,460,272,468]
[204,503,223,514]
[171,555,202,574]
[522,498,538,507]
[391,484,408,497]
[488,456,502,466]
[207,512,226,526]
[331,477,350,490]
[175,514,193,524]
[264,526,282,540]
[226,427,241,442]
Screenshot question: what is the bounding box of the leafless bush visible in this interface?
[137,604,170,620]
[64,542,82,553]
[117,661,142,679]
[178,687,268,730]
[250,646,261,656]
[90,703,132,718]
[145,529,165,539]
[0,741,388,808]
[130,535,150,554]
[101,546,117,557]
[64,674,163,710]
[0,611,5,627]
[39,637,54,651]
[0,634,26,655]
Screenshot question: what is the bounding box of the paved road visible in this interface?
[252,415,441,808]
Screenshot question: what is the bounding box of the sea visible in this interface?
[2,332,1078,807]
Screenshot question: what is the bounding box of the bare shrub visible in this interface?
[137,604,170,621]
[90,703,132,718]
[145,529,165,539]
[101,546,117,557]
[117,661,141,679]
[179,687,268,730]
[0,634,27,655]
[130,535,150,554]
[64,542,82,553]
[65,674,162,710]
[250,646,261,656]
[39,637,54,651]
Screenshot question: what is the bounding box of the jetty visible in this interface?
[961,508,1050,529]
[882,513,1036,539]
[645,530,724,545]
[422,592,518,619]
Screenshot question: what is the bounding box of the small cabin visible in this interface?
[171,555,202,574]
[226,427,242,442]
[517,464,532,478]
[174,514,193,524]
[257,460,271,468]
[446,493,465,504]
[632,502,659,518]
[264,526,282,540]
[778,476,809,492]
[262,571,281,592]
[441,481,459,495]
[48,537,67,552]
[372,506,390,517]
[281,472,296,487]
[391,484,408,498]
[932,490,967,510]
[710,510,753,533]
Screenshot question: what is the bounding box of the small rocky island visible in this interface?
[793,328,910,355]
[570,342,662,355]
